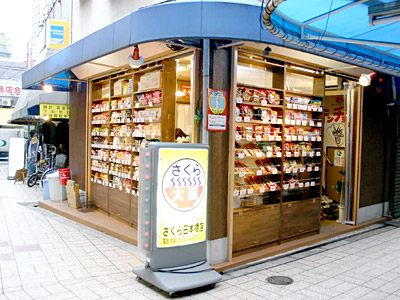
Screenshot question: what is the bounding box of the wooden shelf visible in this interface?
[236,100,283,109]
[133,103,162,109]
[134,64,163,74]
[111,94,133,99]
[237,83,284,93]
[134,88,162,95]
[92,98,110,102]
[285,90,323,98]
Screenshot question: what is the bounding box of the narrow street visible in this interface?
[1,161,400,299]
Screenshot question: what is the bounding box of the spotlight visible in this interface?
[359,71,377,87]
[41,81,53,93]
[263,46,272,56]
[128,45,144,68]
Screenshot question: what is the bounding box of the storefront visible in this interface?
[22,0,400,269]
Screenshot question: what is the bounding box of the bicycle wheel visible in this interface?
[27,174,38,187]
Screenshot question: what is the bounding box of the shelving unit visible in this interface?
[231,51,324,252]
[88,59,176,227]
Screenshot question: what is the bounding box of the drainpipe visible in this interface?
[262,0,400,77]
[202,39,210,144]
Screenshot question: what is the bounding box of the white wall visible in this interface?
[71,0,163,43]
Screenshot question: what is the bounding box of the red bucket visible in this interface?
[59,168,71,185]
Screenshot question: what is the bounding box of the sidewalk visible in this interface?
[1,161,400,299]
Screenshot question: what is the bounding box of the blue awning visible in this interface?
[22,0,400,88]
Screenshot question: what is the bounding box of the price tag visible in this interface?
[277,119,283,124]
[292,135,297,141]
[246,134,252,141]
[286,169,291,174]
[291,120,296,125]
[259,187,266,193]
[135,103,140,108]
[267,152,273,158]
[304,136,309,141]
[272,169,278,174]
[287,103,292,109]
[305,182,310,187]
[256,152,263,158]
[285,118,291,124]
[238,153,245,159]
[236,135,242,141]
[318,107,323,112]
[269,135,275,141]
[307,166,312,172]
[302,120,307,126]
[316,151,321,156]
[300,167,305,173]
[317,136,322,142]
[233,190,239,196]
[310,152,314,157]
[119,186,123,191]
[262,118,269,124]
[148,102,153,107]
[293,168,298,173]
[91,178,94,182]
[236,116,243,123]
[311,136,316,142]
[315,166,320,171]
[310,120,315,126]
[290,183,295,189]
[271,119,277,124]
[286,152,292,157]
[296,120,301,126]
[277,152,282,158]
[270,186,276,192]
[261,100,268,106]
[256,135,262,141]
[299,182,304,188]
[302,105,308,110]
[286,135,292,141]
[236,97,243,103]
[293,104,298,110]
[244,117,251,123]
[283,184,289,190]
[307,105,312,111]
[298,135,303,141]
[276,136,282,141]
[257,170,263,176]
[239,172,245,177]
[311,181,316,187]
[247,188,254,195]
[240,189,246,196]
[294,151,299,157]
[312,105,317,111]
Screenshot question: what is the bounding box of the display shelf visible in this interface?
[111,94,133,99]
[134,103,162,109]
[133,87,162,95]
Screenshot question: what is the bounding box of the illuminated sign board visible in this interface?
[48,20,70,50]
[40,103,70,119]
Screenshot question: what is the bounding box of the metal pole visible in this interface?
[202,39,210,144]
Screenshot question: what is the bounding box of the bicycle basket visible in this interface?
[55,154,67,169]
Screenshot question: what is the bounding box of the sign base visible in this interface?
[133,261,222,294]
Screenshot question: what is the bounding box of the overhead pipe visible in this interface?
[262,0,400,76]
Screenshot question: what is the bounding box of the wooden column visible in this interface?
[207,44,232,241]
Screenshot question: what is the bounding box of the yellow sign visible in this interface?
[48,20,70,49]
[40,103,69,119]
[157,148,208,248]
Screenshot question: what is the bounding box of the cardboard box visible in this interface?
[66,180,81,208]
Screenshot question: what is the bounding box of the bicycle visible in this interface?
[27,159,51,187]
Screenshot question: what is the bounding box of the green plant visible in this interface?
[332,170,345,206]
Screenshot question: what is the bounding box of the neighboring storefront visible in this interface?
[21,0,400,269]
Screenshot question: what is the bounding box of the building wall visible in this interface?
[71,0,162,42]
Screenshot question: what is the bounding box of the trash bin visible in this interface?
[59,168,71,185]
[47,172,67,201]
[42,179,50,200]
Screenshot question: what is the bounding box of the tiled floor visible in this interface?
[2,161,400,299]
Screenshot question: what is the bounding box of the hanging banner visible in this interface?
[324,95,345,147]
[48,20,70,50]
[207,88,228,131]
[40,103,70,119]
[156,148,208,248]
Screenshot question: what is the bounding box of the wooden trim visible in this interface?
[227,49,238,262]
[87,81,93,207]
[353,85,363,225]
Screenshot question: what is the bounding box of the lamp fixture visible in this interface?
[128,45,144,68]
[263,46,272,56]
[359,71,377,86]
[41,81,53,93]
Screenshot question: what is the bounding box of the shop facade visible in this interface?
[22,0,400,268]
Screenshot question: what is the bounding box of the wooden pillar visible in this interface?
[207,43,232,242]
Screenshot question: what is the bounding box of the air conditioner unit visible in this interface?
[1,98,12,107]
